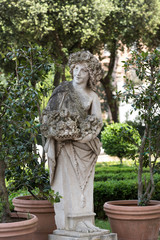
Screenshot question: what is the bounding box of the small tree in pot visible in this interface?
[104,49,160,240]
[122,49,160,206]
[0,46,61,223]
[0,79,39,240]
[0,78,14,223]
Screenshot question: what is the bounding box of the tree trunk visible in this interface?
[54,62,66,87]
[101,40,119,122]
[49,31,68,88]
[62,64,66,82]
[138,126,148,205]
[54,69,61,88]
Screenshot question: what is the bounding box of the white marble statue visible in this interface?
[41,51,104,233]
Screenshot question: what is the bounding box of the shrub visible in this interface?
[94,173,160,219]
[95,163,137,174]
[126,120,145,138]
[101,123,141,163]
[94,171,138,182]
[93,163,160,218]
[94,179,138,219]
[95,163,149,175]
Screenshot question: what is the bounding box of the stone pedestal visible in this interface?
[67,213,96,230]
[48,230,117,240]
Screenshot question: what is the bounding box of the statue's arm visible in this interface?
[91,93,102,126]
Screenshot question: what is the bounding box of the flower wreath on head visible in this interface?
[68,50,104,91]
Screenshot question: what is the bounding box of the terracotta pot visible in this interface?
[12,196,56,240]
[0,212,38,240]
[104,200,160,240]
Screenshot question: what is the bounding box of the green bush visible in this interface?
[93,163,160,218]
[94,172,138,182]
[95,163,150,175]
[126,120,145,138]
[95,163,137,174]
[94,179,138,219]
[94,163,149,181]
[101,123,141,163]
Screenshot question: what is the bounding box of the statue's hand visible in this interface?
[73,136,83,141]
[77,133,94,143]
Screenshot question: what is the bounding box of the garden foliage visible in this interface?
[1,0,160,121]
[94,163,160,219]
[2,46,53,199]
[0,46,61,222]
[122,49,160,205]
[101,123,141,163]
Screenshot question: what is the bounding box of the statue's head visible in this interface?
[68,51,104,91]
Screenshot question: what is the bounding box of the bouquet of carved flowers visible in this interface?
[41,109,101,141]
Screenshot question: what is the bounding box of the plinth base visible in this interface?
[48,229,117,240]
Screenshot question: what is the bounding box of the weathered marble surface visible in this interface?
[41,51,114,237]
[48,230,117,240]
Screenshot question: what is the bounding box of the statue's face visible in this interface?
[73,63,89,86]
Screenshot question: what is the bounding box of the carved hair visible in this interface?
[68,50,104,91]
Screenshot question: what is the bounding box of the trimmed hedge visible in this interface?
[95,163,148,174]
[94,172,156,182]
[94,179,138,219]
[94,172,138,182]
[93,163,160,219]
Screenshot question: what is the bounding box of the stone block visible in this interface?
[48,230,117,240]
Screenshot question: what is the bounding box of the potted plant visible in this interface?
[11,163,61,240]
[0,46,61,240]
[104,49,160,240]
[0,75,38,239]
[11,165,61,240]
